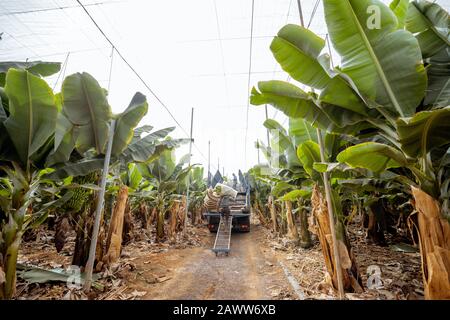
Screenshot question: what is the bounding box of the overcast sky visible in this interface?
[1,0,449,177]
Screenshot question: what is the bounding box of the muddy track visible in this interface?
[129,225,295,300]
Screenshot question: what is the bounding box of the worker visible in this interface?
[219,196,231,223]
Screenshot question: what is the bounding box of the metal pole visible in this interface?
[257,147,260,164]
[184,108,194,236]
[316,128,345,299]
[208,140,211,187]
[84,119,116,291]
[325,34,334,69]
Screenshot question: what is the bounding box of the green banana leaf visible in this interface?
[289,117,317,146]
[424,47,450,107]
[44,158,105,179]
[112,92,148,155]
[406,0,450,58]
[324,0,427,117]
[251,80,319,119]
[390,0,410,28]
[46,114,79,166]
[251,80,371,135]
[132,125,154,142]
[0,61,61,87]
[127,163,142,190]
[255,139,287,169]
[279,189,311,201]
[4,69,58,166]
[121,134,187,164]
[270,24,330,89]
[297,141,322,181]
[272,181,294,197]
[0,94,7,122]
[397,106,450,158]
[263,119,292,152]
[61,72,112,154]
[337,142,409,172]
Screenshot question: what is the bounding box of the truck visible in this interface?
[204,189,251,233]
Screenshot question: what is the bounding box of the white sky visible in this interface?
[1,0,449,177]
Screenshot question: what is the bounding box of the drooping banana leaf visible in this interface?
[148,139,189,163]
[324,0,427,117]
[397,106,450,158]
[424,47,450,107]
[337,142,409,173]
[270,24,330,89]
[406,0,450,58]
[251,80,372,135]
[121,131,186,164]
[61,72,112,154]
[44,158,105,180]
[4,69,58,166]
[132,125,154,142]
[0,61,61,87]
[46,114,79,166]
[272,181,295,197]
[111,92,148,155]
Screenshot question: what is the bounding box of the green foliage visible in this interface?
[4,69,57,168]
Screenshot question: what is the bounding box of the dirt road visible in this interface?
[127,225,295,300]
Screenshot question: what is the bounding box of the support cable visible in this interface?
[244,0,255,169]
[76,0,213,168]
[107,45,114,92]
[53,52,70,90]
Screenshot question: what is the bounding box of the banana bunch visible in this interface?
[64,171,98,213]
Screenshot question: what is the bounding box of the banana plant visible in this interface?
[0,66,149,298]
[250,0,449,299]
[0,67,60,299]
[187,167,207,225]
[135,150,195,241]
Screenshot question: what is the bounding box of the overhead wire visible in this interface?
[53,52,70,90]
[0,0,124,17]
[76,0,189,136]
[307,0,321,29]
[213,0,231,110]
[244,0,255,169]
[107,46,114,92]
[75,0,216,171]
[271,0,294,120]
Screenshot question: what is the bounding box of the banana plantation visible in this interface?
[0,0,449,303]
